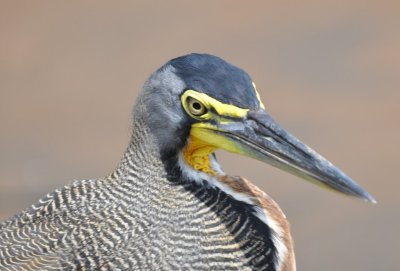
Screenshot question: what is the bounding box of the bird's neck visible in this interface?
[113,119,168,182]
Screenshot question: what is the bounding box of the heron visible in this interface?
[0,53,374,270]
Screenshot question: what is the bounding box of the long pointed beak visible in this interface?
[194,110,375,203]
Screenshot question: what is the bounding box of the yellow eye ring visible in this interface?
[187,97,207,116]
[181,90,214,120]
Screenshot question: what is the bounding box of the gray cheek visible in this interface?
[134,64,188,152]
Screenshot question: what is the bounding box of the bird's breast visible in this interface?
[110,174,280,270]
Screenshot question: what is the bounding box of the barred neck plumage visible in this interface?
[112,119,167,182]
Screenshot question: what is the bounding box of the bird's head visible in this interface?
[136,53,374,202]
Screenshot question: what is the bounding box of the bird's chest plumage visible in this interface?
[78,176,277,271]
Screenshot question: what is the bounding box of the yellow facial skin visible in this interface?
[190,123,245,150]
[181,89,255,175]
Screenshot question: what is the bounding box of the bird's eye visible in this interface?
[187,97,207,116]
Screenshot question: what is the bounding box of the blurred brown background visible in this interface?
[0,1,399,270]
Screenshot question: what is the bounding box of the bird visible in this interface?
[0,53,374,271]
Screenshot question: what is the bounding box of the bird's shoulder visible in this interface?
[1,178,104,230]
[0,178,107,269]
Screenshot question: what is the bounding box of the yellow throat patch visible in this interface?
[183,136,217,175]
